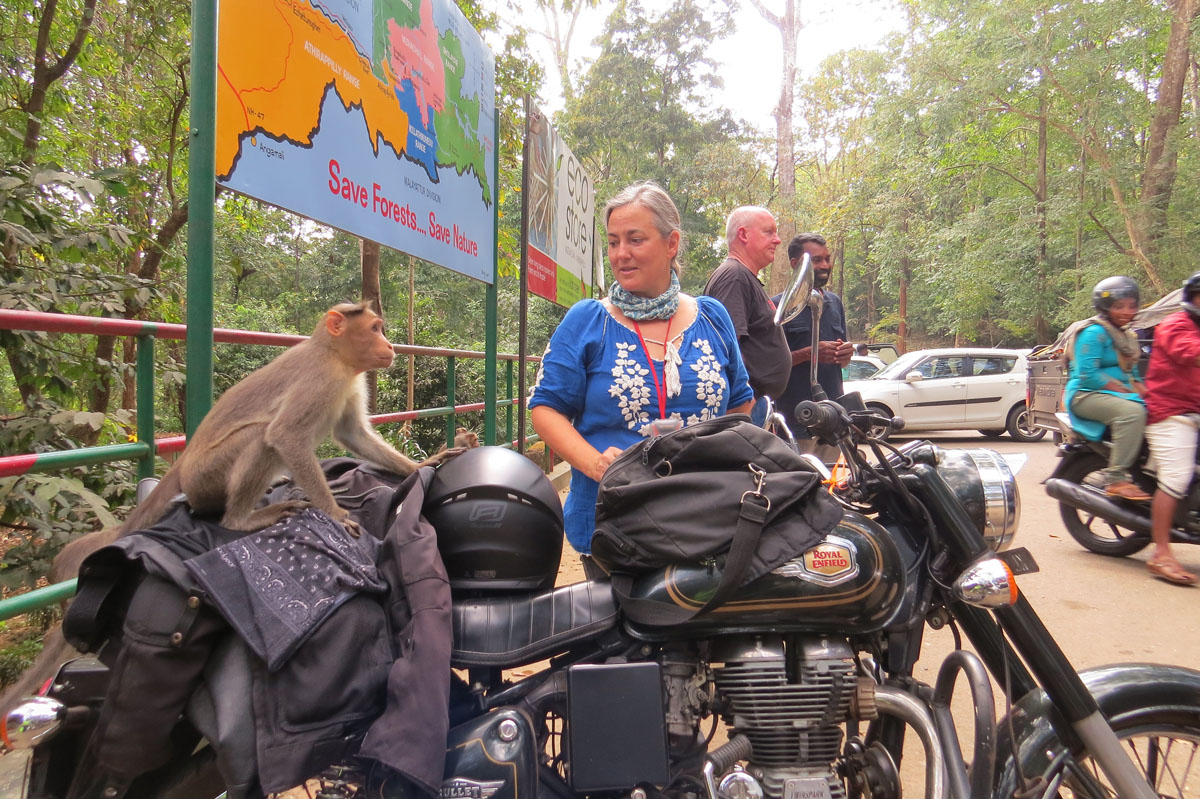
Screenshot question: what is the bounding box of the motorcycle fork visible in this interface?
[912,462,1159,799]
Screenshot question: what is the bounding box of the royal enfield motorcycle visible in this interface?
[7,261,1200,799]
[1043,411,1200,557]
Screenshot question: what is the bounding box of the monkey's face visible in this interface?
[336,310,396,372]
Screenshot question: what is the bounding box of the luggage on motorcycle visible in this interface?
[592,415,843,625]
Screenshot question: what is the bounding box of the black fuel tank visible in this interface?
[440,708,538,799]
[622,510,907,637]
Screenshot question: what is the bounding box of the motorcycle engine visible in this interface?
[709,636,860,799]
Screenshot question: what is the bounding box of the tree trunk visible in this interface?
[750,0,802,295]
[121,336,137,410]
[863,237,875,336]
[1035,98,1050,344]
[20,0,98,167]
[85,331,117,446]
[898,218,909,354]
[1,0,99,410]
[119,203,190,410]
[361,239,383,414]
[1075,146,1086,289]
[536,0,593,104]
[1140,0,1199,257]
[835,232,845,322]
[1191,55,1200,121]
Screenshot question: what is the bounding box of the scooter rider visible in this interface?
[1063,276,1152,501]
[1142,272,1200,585]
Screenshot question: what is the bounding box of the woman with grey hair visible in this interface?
[530,181,754,571]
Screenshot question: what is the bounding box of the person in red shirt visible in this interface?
[1142,271,1200,585]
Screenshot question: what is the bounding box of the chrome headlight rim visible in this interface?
[932,447,1021,551]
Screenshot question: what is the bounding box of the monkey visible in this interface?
[120,301,460,536]
[1,303,465,714]
[442,426,480,452]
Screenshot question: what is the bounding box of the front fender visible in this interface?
[993,663,1200,796]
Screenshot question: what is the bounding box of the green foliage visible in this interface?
[0,607,60,688]
[0,401,136,588]
[0,631,47,688]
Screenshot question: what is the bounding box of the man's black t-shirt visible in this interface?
[703,258,790,399]
[771,289,847,417]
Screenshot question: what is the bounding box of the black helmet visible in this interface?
[424,446,563,593]
[1183,272,1200,303]
[1092,276,1140,315]
[1181,272,1200,318]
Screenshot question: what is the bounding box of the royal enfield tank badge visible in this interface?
[773,535,860,586]
[439,778,505,799]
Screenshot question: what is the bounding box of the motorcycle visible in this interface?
[7,260,1200,799]
[1044,411,1200,556]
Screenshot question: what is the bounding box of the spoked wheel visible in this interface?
[1055,452,1150,556]
[1026,722,1200,798]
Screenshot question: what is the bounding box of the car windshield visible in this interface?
[870,352,925,380]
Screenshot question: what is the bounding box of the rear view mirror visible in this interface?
[774,252,812,326]
[905,371,924,383]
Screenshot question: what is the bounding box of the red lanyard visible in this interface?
[632,317,672,419]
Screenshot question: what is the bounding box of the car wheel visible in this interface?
[865,403,893,442]
[978,429,1004,438]
[1006,404,1046,442]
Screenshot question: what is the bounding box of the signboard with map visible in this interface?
[216,0,496,283]
[525,105,595,306]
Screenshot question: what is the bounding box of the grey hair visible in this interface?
[603,181,684,273]
[725,206,773,246]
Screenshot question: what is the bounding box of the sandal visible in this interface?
[1148,559,1198,586]
[1105,481,1152,501]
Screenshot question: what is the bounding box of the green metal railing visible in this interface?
[0,308,541,620]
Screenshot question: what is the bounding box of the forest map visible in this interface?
[216,0,496,282]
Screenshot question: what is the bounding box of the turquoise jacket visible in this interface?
[1064,322,1143,441]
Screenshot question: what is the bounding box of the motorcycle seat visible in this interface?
[450,579,618,668]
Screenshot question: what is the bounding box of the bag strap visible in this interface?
[610,482,770,626]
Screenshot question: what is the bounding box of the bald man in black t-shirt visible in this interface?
[703,206,791,424]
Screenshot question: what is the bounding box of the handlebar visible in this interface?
[795,399,904,443]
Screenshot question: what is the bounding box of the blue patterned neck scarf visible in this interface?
[608,270,680,320]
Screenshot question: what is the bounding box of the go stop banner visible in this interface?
[522,104,596,306]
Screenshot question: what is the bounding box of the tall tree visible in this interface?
[748,0,803,294]
[533,0,599,103]
[564,0,748,286]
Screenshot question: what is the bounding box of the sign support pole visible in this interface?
[484,110,499,446]
[185,0,217,437]
[517,96,531,454]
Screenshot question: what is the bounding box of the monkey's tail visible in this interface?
[118,460,185,537]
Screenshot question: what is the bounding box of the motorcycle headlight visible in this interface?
[933,448,1020,551]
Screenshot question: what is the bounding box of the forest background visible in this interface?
[1,0,1199,641]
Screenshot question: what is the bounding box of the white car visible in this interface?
[842,355,885,381]
[843,347,1044,442]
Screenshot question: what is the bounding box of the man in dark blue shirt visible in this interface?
[771,233,853,431]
